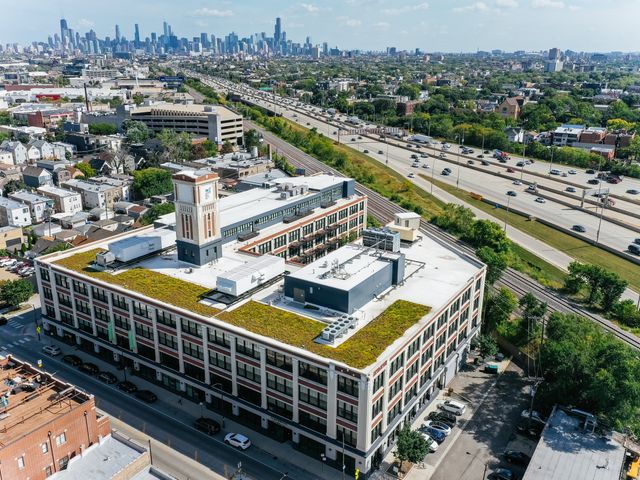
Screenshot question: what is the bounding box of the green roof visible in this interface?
[219,300,431,369]
[53,249,220,316]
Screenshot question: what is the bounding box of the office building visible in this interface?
[0,353,111,479]
[127,104,243,145]
[36,172,485,477]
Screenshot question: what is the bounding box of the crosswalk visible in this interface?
[7,318,24,329]
[0,337,34,349]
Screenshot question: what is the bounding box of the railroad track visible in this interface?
[234,87,640,350]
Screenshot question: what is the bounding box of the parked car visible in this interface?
[420,432,439,452]
[428,410,457,426]
[224,433,252,450]
[42,345,61,356]
[572,224,587,233]
[489,468,514,480]
[521,410,545,422]
[423,420,452,436]
[62,354,82,366]
[565,186,577,193]
[195,417,221,435]
[421,425,446,443]
[135,390,158,403]
[0,316,7,326]
[97,371,118,384]
[79,362,100,375]
[117,380,138,393]
[439,400,466,415]
[439,153,446,158]
[516,421,543,439]
[504,450,531,466]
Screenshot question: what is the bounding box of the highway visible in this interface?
[0,305,318,480]
[192,72,640,258]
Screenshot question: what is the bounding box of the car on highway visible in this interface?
[443,167,452,174]
[550,169,561,175]
[565,186,577,193]
[489,468,514,480]
[499,158,507,163]
[135,390,158,403]
[633,238,640,245]
[422,420,452,436]
[42,345,61,356]
[358,136,362,139]
[586,169,596,174]
[408,173,415,178]
[378,150,384,154]
[587,179,600,185]
[535,197,546,203]
[422,164,430,169]
[224,433,252,450]
[441,170,450,176]
[477,154,484,158]
[467,160,475,165]
[411,154,418,159]
[78,362,100,375]
[481,160,490,166]
[351,138,356,141]
[568,169,577,174]
[117,380,138,393]
[504,450,531,466]
[516,161,525,167]
[629,244,640,255]
[421,153,429,158]
[62,354,82,366]
[506,168,515,173]
[363,149,369,153]
[194,417,221,435]
[627,189,639,194]
[412,162,420,168]
[513,180,522,185]
[484,150,490,154]
[420,432,439,452]
[572,225,587,233]
[333,131,337,135]
[439,153,447,158]
[306,122,310,126]
[97,371,118,384]
[506,191,517,197]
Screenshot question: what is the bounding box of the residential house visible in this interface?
[504,127,525,143]
[497,96,526,120]
[27,139,54,160]
[9,190,54,223]
[0,150,13,164]
[37,185,83,214]
[62,178,124,210]
[572,143,616,160]
[0,197,31,227]
[51,141,75,159]
[552,124,585,147]
[22,166,54,189]
[25,143,41,162]
[0,140,28,165]
[0,225,23,250]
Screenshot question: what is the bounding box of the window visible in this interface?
[182,340,204,360]
[158,331,178,350]
[135,322,154,339]
[72,279,87,295]
[266,349,292,372]
[387,401,402,425]
[41,442,49,453]
[373,372,384,393]
[404,383,418,404]
[337,425,357,448]
[43,286,53,300]
[157,310,176,328]
[288,229,300,242]
[57,292,71,307]
[274,235,286,248]
[113,313,130,330]
[92,286,107,303]
[420,366,433,387]
[337,375,359,398]
[75,299,90,315]
[59,455,69,470]
[78,318,93,333]
[208,328,230,348]
[60,311,74,326]
[267,373,292,396]
[267,396,293,419]
[388,377,403,401]
[93,306,109,321]
[209,350,231,371]
[236,339,260,359]
[299,361,327,385]
[54,273,69,289]
[132,301,150,319]
[299,410,327,434]
[372,396,383,419]
[421,344,434,366]
[236,361,261,384]
[405,360,419,382]
[407,337,421,358]
[257,241,272,254]
[17,456,25,470]
[371,422,383,444]
[299,386,327,410]
[181,318,202,337]
[40,268,50,281]
[389,353,404,376]
[55,432,67,446]
[337,400,358,422]
[112,293,128,310]
[422,323,435,342]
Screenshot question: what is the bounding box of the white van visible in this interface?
[439,400,467,416]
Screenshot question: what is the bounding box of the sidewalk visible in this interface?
[42,334,333,480]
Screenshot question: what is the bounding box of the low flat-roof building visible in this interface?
[9,190,54,223]
[38,185,83,215]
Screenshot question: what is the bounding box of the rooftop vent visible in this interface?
[320,315,358,343]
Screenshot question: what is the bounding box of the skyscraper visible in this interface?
[115,24,121,42]
[163,21,168,38]
[60,18,68,46]
[134,23,141,47]
[274,17,282,46]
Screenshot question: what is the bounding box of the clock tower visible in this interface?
[173,170,222,265]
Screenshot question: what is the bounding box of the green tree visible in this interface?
[465,219,511,254]
[476,334,498,360]
[132,93,145,106]
[483,287,518,332]
[132,168,173,198]
[243,129,262,150]
[220,141,234,154]
[476,246,508,286]
[88,123,117,135]
[394,424,429,471]
[432,203,475,237]
[109,96,123,108]
[607,118,635,131]
[140,202,175,226]
[75,162,96,178]
[600,271,628,311]
[519,292,548,326]
[123,120,151,144]
[611,300,640,328]
[3,179,27,196]
[156,129,193,162]
[0,279,33,307]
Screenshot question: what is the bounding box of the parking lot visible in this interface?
[426,361,536,480]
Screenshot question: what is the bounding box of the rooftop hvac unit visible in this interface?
[95,251,116,266]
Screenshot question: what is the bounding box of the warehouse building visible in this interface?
[35,171,485,478]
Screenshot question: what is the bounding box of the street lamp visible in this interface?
[547,146,556,176]
[456,136,464,189]
[504,193,512,232]
[199,401,204,418]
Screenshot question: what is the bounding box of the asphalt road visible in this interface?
[198,74,640,255]
[0,308,312,480]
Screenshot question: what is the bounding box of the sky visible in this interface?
[1,0,638,53]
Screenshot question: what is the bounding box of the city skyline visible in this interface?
[1,0,639,52]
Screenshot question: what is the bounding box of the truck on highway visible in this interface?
[326,108,337,116]
[494,150,510,160]
[408,134,434,144]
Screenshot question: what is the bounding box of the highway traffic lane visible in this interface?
[6,341,301,480]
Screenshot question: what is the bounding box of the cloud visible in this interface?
[530,0,564,7]
[75,18,95,29]
[373,21,390,28]
[496,0,518,7]
[382,2,429,14]
[300,3,319,13]
[190,8,234,17]
[345,19,362,26]
[453,2,489,12]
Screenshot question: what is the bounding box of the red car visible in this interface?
[506,168,515,173]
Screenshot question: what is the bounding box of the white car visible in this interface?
[422,164,430,169]
[513,180,522,186]
[224,433,251,450]
[422,420,452,436]
[42,345,61,356]
[535,197,546,204]
[439,400,466,415]
[420,432,439,452]
[408,173,415,178]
